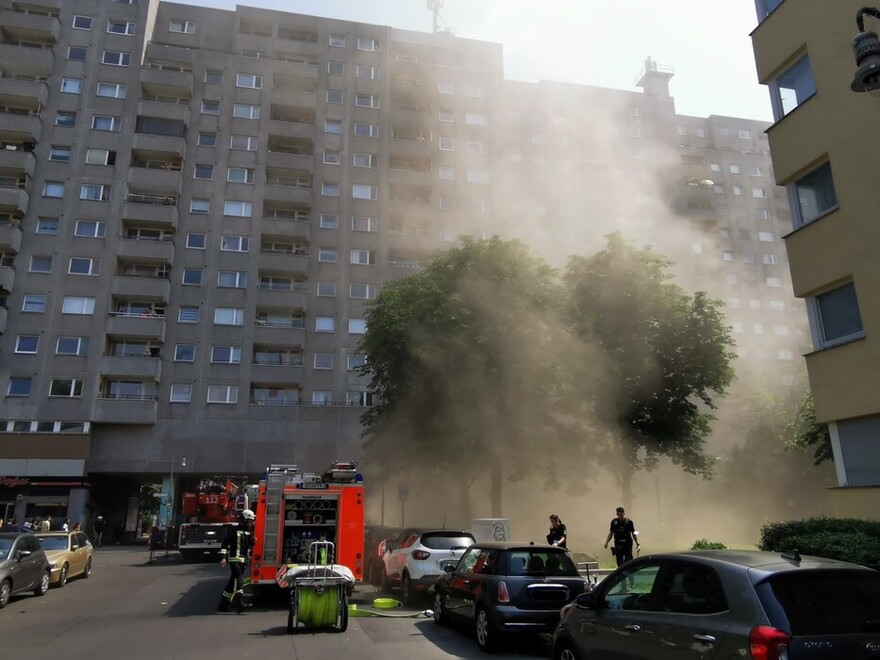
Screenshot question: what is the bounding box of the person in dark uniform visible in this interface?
[604,506,640,567]
[546,514,567,548]
[218,509,256,613]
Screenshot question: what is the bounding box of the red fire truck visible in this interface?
[250,463,365,587]
[177,479,248,560]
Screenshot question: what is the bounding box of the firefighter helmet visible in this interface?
[240,509,256,522]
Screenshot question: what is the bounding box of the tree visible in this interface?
[784,390,833,465]
[562,233,736,508]
[360,237,565,519]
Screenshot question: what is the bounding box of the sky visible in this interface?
[171,0,773,122]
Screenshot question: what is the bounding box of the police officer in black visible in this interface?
[546,514,567,548]
[218,508,256,613]
[604,506,640,567]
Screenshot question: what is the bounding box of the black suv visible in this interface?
[553,549,880,660]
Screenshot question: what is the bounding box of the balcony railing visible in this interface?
[257,282,308,292]
[126,193,177,206]
[0,71,47,83]
[97,393,158,401]
[252,358,304,366]
[255,319,305,328]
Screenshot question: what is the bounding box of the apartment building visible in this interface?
[752,0,880,517]
[0,0,806,527]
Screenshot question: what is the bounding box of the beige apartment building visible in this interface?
[0,0,806,528]
[752,0,880,516]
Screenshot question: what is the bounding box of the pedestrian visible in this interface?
[62,519,70,532]
[93,516,105,547]
[40,515,51,532]
[23,519,33,531]
[217,509,256,613]
[604,506,641,567]
[546,513,568,548]
[73,521,81,531]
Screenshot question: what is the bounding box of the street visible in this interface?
[0,547,551,660]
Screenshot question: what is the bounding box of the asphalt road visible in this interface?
[0,546,552,660]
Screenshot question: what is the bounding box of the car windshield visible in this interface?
[507,550,579,576]
[37,537,69,551]
[0,539,12,560]
[762,571,880,635]
[420,533,474,550]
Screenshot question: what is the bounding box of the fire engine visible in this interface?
[251,463,365,587]
[177,479,249,560]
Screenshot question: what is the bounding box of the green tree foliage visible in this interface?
[784,390,833,465]
[760,518,880,568]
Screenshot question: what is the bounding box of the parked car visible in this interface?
[433,541,588,651]
[363,525,403,586]
[381,528,475,605]
[553,549,880,660]
[35,531,93,587]
[0,532,51,608]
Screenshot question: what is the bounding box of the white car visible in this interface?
[380,528,475,605]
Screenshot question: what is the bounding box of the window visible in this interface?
[731,185,742,196]
[316,316,335,332]
[766,277,783,288]
[107,20,136,35]
[353,153,375,168]
[329,34,346,47]
[7,378,31,397]
[211,346,241,364]
[749,166,766,177]
[179,306,199,323]
[439,195,455,210]
[92,114,121,132]
[738,129,753,139]
[795,162,838,225]
[198,132,217,147]
[357,37,378,51]
[326,89,344,104]
[758,231,775,243]
[814,282,864,346]
[323,150,341,165]
[774,55,817,117]
[191,198,210,214]
[50,379,84,397]
[230,135,258,151]
[464,84,484,98]
[722,250,735,262]
[236,73,262,89]
[769,300,786,312]
[347,354,367,371]
[352,216,377,232]
[15,336,39,354]
[439,108,454,122]
[312,390,332,404]
[170,20,196,34]
[351,249,374,265]
[205,70,222,84]
[218,270,247,288]
[223,201,252,217]
[56,337,89,356]
[718,126,730,137]
[467,141,485,154]
[96,82,126,99]
[194,164,213,179]
[22,294,46,313]
[56,111,77,127]
[29,255,51,273]
[743,252,756,263]
[61,78,83,94]
[354,122,379,138]
[349,318,367,334]
[69,257,101,276]
[80,184,109,201]
[314,353,333,369]
[232,104,260,119]
[438,80,454,94]
[763,253,780,265]
[352,184,378,200]
[74,220,106,238]
[62,296,95,315]
[465,112,488,126]
[73,15,93,30]
[322,182,340,197]
[695,127,707,138]
[212,308,245,329]
[728,164,741,174]
[319,248,337,263]
[170,384,192,403]
[174,344,196,362]
[320,213,339,229]
[328,61,344,76]
[349,283,376,299]
[207,385,238,404]
[439,136,455,151]
[227,167,255,184]
[102,50,131,66]
[317,281,336,297]
[752,187,767,198]
[182,234,205,251]
[221,235,249,252]
[356,65,380,80]
[37,218,59,235]
[355,93,379,108]
[49,146,71,162]
[325,119,343,134]
[467,170,490,184]
[439,166,455,181]
[182,268,202,285]
[201,100,220,115]
[755,208,771,220]
[85,148,116,165]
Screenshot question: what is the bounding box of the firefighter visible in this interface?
[217,508,256,613]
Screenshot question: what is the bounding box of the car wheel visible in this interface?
[57,563,69,588]
[475,605,498,652]
[83,557,92,578]
[0,580,10,609]
[35,571,50,597]
[401,574,414,606]
[554,639,580,660]
[433,590,449,625]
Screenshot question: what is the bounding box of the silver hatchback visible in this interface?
[553,549,880,659]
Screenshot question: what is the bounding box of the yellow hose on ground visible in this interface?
[297,587,338,626]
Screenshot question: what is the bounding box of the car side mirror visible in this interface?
[72,544,79,550]
[443,564,455,573]
[574,592,595,609]
[17,549,32,560]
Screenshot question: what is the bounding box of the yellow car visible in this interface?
[35,531,93,587]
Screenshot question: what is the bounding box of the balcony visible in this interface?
[126,166,182,196]
[123,194,179,228]
[0,149,35,178]
[140,68,194,98]
[253,320,305,345]
[145,42,195,69]
[0,186,28,215]
[0,263,14,292]
[116,237,175,264]
[256,283,307,309]
[271,86,315,108]
[92,396,158,425]
[0,113,41,142]
[259,216,311,240]
[258,250,308,272]
[106,313,166,342]
[0,305,6,334]
[136,98,190,125]
[111,275,171,301]
[265,150,313,171]
[0,8,60,43]
[100,354,162,381]
[0,44,54,77]
[0,75,48,107]
[0,220,22,252]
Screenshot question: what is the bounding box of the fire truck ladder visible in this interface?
[261,466,295,565]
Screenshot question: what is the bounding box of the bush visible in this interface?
[690,539,728,550]
[759,517,880,568]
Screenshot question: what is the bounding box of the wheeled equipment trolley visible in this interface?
[280,541,355,634]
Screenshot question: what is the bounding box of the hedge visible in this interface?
[758,517,880,568]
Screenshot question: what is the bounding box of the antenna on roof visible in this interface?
[427,0,452,34]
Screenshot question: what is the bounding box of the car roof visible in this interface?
[472,542,564,551]
[403,528,473,536]
[644,549,875,573]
